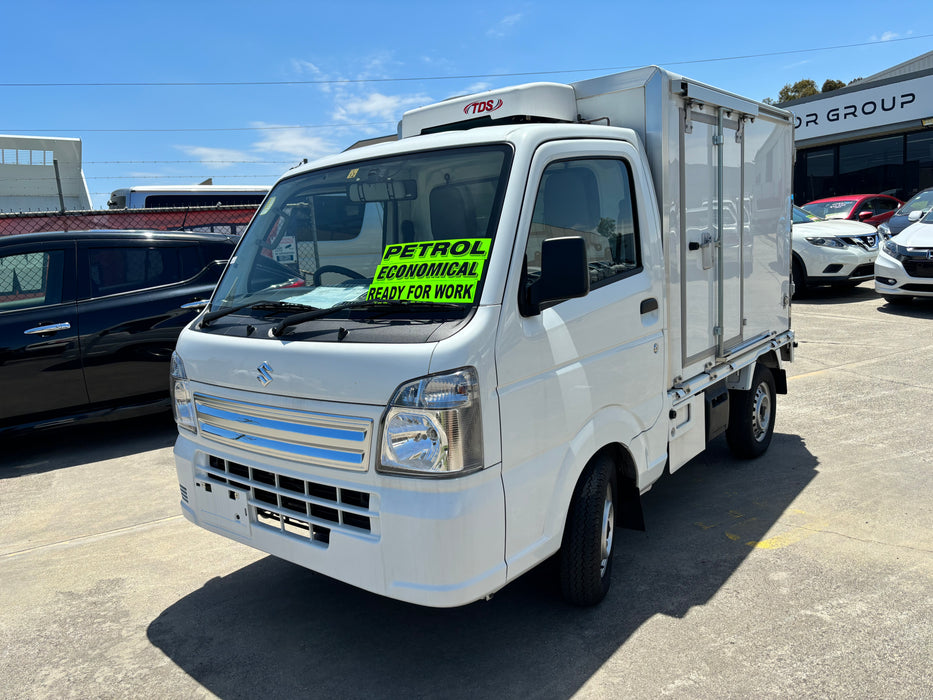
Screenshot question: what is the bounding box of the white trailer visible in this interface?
[171,66,794,607]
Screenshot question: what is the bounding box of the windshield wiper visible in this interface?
[271,299,467,337]
[201,299,318,327]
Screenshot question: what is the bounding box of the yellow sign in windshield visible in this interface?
[367,238,491,303]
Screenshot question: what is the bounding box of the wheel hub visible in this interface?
[600,483,614,578]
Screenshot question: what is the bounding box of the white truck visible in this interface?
[171,66,795,607]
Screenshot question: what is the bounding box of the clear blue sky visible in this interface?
[3,0,931,208]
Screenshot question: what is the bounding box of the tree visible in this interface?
[777,79,819,103]
[767,78,848,105]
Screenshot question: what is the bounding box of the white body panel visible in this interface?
[874,218,933,299]
[173,67,794,607]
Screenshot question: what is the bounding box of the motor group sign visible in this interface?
[367,238,490,303]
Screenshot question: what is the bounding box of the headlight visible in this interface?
[805,236,845,248]
[878,222,891,239]
[882,239,923,262]
[379,368,483,477]
[170,352,197,433]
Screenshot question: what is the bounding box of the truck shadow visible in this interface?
[147,432,817,699]
[0,411,177,476]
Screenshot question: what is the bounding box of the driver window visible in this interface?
[524,158,641,293]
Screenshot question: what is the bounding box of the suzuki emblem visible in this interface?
[257,361,274,386]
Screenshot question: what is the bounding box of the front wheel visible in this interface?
[559,454,617,606]
[726,364,776,459]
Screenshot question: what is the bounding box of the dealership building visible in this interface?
[783,51,933,205]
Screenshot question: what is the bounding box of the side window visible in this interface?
[88,246,190,297]
[874,197,898,214]
[524,158,641,293]
[0,250,64,311]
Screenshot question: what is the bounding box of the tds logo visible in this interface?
[463,99,503,115]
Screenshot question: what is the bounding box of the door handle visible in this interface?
[24,322,71,335]
[640,298,659,314]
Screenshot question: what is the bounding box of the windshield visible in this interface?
[792,205,823,224]
[801,200,856,220]
[899,189,933,215]
[212,144,512,316]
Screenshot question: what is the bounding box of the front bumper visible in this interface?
[174,406,507,608]
[875,251,933,298]
[799,244,876,283]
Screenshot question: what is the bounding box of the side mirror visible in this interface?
[858,210,873,221]
[908,210,925,222]
[524,236,589,316]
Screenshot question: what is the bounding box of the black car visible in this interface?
[878,187,933,240]
[0,229,236,432]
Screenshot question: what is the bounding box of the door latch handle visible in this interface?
[24,322,71,335]
[640,298,659,315]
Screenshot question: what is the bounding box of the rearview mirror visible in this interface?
[347,179,417,202]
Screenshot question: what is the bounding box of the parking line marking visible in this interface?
[1,514,183,559]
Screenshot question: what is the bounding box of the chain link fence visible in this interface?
[0,205,258,237]
[0,206,258,306]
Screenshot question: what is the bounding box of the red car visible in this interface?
[800,194,904,227]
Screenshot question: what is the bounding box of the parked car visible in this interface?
[874,211,933,304]
[877,187,933,241]
[0,229,236,432]
[800,194,903,228]
[791,205,878,297]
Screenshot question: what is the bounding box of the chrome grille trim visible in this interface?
[839,235,878,250]
[194,393,372,471]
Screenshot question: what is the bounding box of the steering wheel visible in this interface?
[312,265,365,286]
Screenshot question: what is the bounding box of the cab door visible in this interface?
[0,241,85,425]
[494,139,665,571]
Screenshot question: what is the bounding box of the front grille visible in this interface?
[202,454,376,546]
[840,234,878,250]
[194,393,372,472]
[903,259,933,278]
[901,283,933,292]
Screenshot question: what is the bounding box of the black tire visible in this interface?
[559,454,617,606]
[791,258,808,299]
[882,294,912,306]
[726,364,776,459]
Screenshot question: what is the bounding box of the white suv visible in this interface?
[792,205,878,298]
[874,213,933,304]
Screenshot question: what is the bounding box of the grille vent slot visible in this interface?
[203,455,376,547]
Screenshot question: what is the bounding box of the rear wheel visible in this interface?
[560,454,617,606]
[726,364,776,459]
